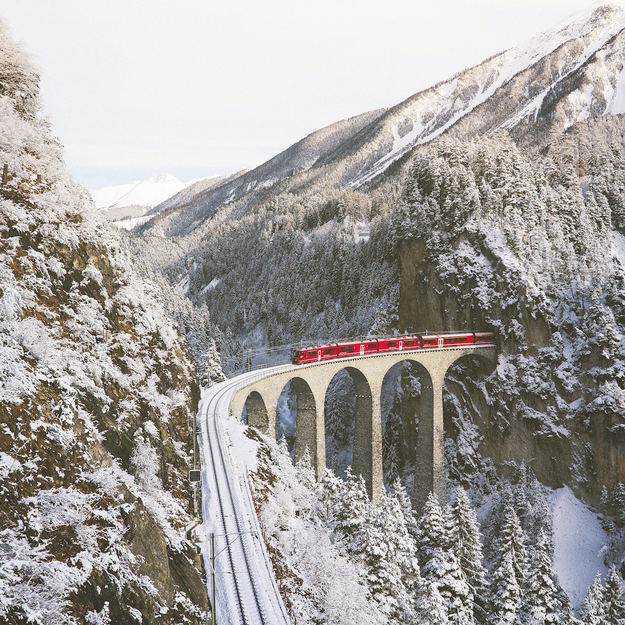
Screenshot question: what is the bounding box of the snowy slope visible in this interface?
[552,487,608,609]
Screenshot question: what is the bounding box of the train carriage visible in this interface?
[292,332,494,364]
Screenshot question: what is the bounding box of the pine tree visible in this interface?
[363,492,419,620]
[604,565,625,625]
[490,550,521,625]
[295,447,315,490]
[610,484,625,525]
[418,493,473,624]
[316,467,342,524]
[520,530,561,625]
[450,488,488,623]
[334,467,370,553]
[393,476,419,543]
[580,572,605,625]
[416,579,450,625]
[497,504,529,586]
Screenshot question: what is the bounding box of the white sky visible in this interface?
[1,0,600,189]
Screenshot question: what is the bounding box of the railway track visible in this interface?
[199,369,290,625]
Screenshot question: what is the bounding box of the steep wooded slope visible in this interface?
[0,22,208,625]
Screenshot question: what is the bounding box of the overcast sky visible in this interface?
[2,0,601,190]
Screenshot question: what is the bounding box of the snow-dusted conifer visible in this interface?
[393,476,419,542]
[316,467,342,524]
[295,447,315,489]
[520,530,561,625]
[450,488,488,623]
[418,493,473,624]
[416,579,450,625]
[497,504,529,586]
[490,550,521,625]
[610,484,625,525]
[604,565,625,625]
[580,572,605,625]
[334,467,370,553]
[363,491,418,619]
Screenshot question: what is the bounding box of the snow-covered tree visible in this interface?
[496,504,529,587]
[519,530,561,625]
[416,579,450,625]
[580,572,605,625]
[490,550,522,625]
[334,468,370,553]
[450,488,488,623]
[363,492,419,620]
[316,467,343,524]
[418,493,473,624]
[393,477,419,543]
[604,565,625,625]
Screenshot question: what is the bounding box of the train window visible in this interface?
[308,351,317,358]
[388,341,396,347]
[323,347,335,355]
[340,345,354,353]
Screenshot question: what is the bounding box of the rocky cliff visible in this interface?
[0,21,208,624]
[395,119,625,503]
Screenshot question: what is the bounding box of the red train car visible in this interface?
[291,332,494,364]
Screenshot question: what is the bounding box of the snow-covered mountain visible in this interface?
[137,2,625,239]
[91,173,220,230]
[92,173,191,210]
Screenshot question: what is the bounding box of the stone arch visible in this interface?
[275,381,297,459]
[380,359,433,503]
[324,366,375,495]
[274,377,319,466]
[291,377,319,467]
[244,391,268,431]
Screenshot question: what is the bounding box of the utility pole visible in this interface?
[210,532,216,625]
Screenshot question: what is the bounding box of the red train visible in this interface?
[292,332,495,365]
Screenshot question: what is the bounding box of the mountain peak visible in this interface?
[91,173,192,210]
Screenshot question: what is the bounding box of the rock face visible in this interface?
[395,121,625,503]
[0,21,208,624]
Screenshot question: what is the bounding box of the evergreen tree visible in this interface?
[316,466,342,524]
[520,530,561,625]
[418,493,473,624]
[295,447,315,490]
[610,484,625,525]
[490,550,521,625]
[334,467,370,553]
[604,565,625,625]
[497,504,529,586]
[580,573,605,625]
[393,476,419,543]
[363,492,419,620]
[450,488,488,623]
[416,579,450,625]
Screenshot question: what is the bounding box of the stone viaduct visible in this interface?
[229,344,496,507]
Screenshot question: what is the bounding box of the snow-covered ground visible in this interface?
[552,486,608,608]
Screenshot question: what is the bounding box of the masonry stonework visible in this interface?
[230,345,496,507]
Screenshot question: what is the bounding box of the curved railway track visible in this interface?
[199,368,290,625]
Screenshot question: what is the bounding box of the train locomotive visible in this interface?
[291,332,495,365]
